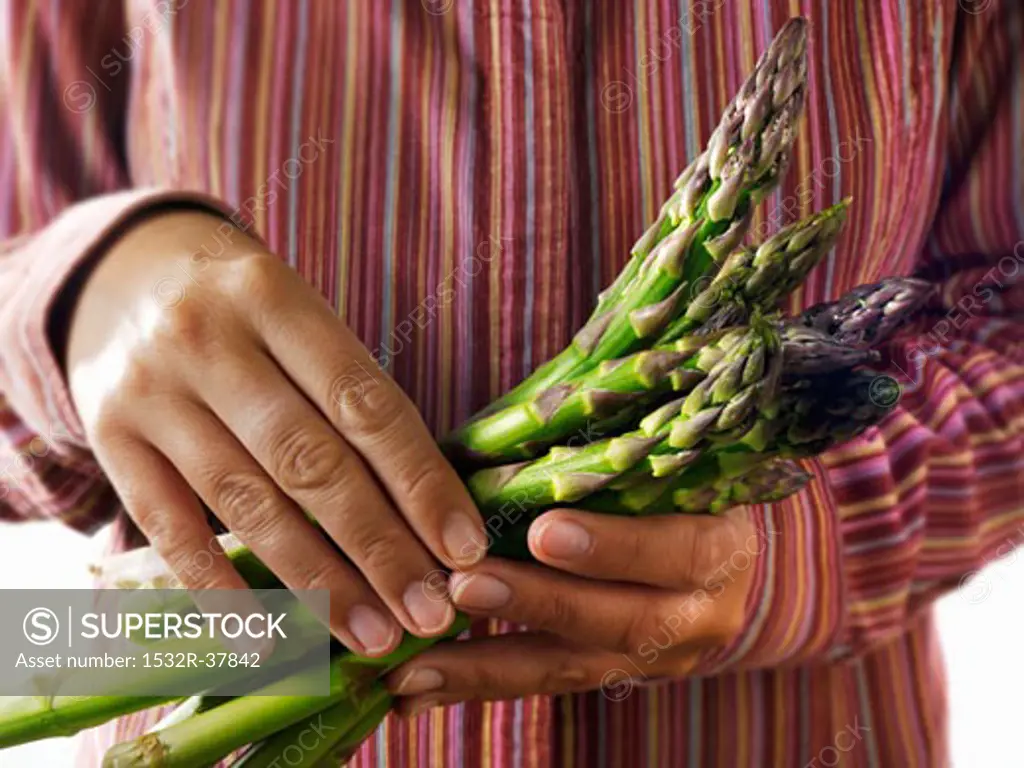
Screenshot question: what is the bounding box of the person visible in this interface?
[1,1,1021,765]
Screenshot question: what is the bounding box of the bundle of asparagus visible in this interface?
[0,18,934,767]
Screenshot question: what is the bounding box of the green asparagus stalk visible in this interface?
[233,684,391,768]
[586,367,898,514]
[465,322,783,511]
[799,276,935,347]
[0,535,451,755]
[780,323,880,376]
[593,458,813,516]
[448,332,731,462]
[0,608,329,749]
[466,332,901,516]
[658,198,850,343]
[0,696,171,752]
[103,619,469,768]
[672,459,813,513]
[736,368,900,459]
[102,656,362,768]
[449,203,848,463]
[676,366,899,478]
[145,697,208,733]
[472,18,809,414]
[316,688,393,767]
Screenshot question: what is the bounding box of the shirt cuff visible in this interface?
[687,462,850,675]
[0,188,249,450]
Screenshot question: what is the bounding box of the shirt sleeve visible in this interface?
[697,0,1024,673]
[0,2,237,532]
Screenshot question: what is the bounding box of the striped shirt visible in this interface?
[2,1,1023,765]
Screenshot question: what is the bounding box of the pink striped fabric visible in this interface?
[1,1,1022,765]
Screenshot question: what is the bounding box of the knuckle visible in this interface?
[119,358,159,400]
[348,522,405,572]
[175,564,228,591]
[209,471,283,541]
[330,363,404,437]
[129,508,211,586]
[267,426,345,493]
[704,519,743,575]
[220,250,282,304]
[157,296,215,349]
[131,505,183,550]
[89,406,129,446]
[679,519,738,587]
[470,662,513,694]
[537,590,581,637]
[622,612,660,654]
[294,557,347,595]
[394,455,447,506]
[624,527,648,569]
[538,651,591,694]
[169,550,230,591]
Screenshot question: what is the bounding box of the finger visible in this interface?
[444,560,737,654]
[527,508,751,591]
[144,401,402,657]
[388,633,706,715]
[384,633,615,706]
[92,434,271,653]
[234,263,486,567]
[193,349,455,638]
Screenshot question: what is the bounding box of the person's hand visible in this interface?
[65,209,486,656]
[386,507,758,714]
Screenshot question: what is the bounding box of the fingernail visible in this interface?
[403,582,455,635]
[348,605,397,655]
[535,519,591,560]
[408,699,440,718]
[450,573,511,611]
[394,668,445,695]
[443,514,486,566]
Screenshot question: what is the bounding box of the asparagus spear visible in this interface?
[233,684,391,768]
[314,688,393,767]
[658,199,850,343]
[738,368,900,458]
[587,368,898,514]
[102,620,468,768]
[475,18,809,413]
[611,458,813,516]
[582,282,922,507]
[780,323,880,376]
[465,323,783,511]
[672,459,813,513]
[800,276,935,347]
[485,458,812,558]
[102,656,365,768]
[466,338,901,516]
[0,538,456,755]
[580,280,920,507]
[677,366,900,479]
[449,203,848,463]
[0,610,326,749]
[447,331,734,463]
